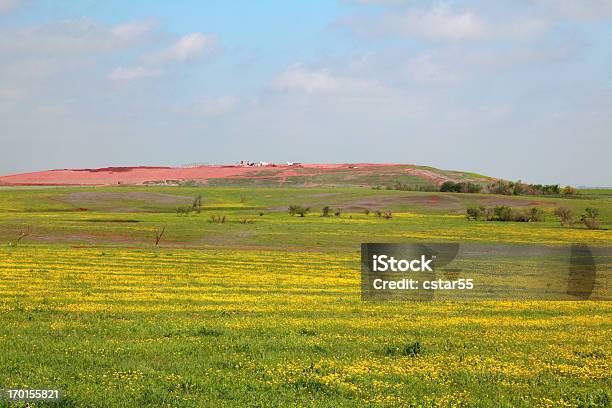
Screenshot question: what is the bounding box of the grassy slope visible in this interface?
[0,186,610,407]
[206,164,493,188]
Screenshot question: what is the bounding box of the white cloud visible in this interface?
[110,19,156,41]
[403,51,464,85]
[532,0,612,21]
[390,4,487,41]
[194,95,238,117]
[275,64,380,94]
[147,32,217,64]
[107,66,163,80]
[0,18,154,56]
[500,17,550,40]
[0,0,25,14]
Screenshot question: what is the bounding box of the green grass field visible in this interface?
[0,186,610,407]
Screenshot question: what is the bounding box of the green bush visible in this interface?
[468,206,544,222]
[385,341,422,357]
[581,208,600,230]
[440,181,482,193]
[494,206,513,221]
[289,205,310,217]
[466,206,485,220]
[562,186,577,196]
[208,215,226,224]
[440,181,462,192]
[554,207,574,226]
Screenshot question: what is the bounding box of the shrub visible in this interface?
[288,205,310,217]
[392,181,410,191]
[489,180,512,195]
[385,341,422,357]
[440,181,461,192]
[238,218,254,224]
[510,207,544,222]
[321,206,330,217]
[209,215,226,224]
[466,206,484,220]
[176,206,193,215]
[196,327,222,337]
[528,207,545,222]
[494,206,513,221]
[363,209,370,216]
[470,206,544,222]
[298,328,317,336]
[11,227,32,247]
[334,208,343,217]
[584,207,599,219]
[554,207,574,226]
[562,185,577,196]
[511,182,524,195]
[181,180,198,187]
[542,184,560,195]
[581,208,600,230]
[192,195,203,213]
[154,226,165,246]
[486,180,565,196]
[441,181,482,193]
[466,183,482,193]
[582,217,600,230]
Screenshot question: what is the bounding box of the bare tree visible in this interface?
[192,195,203,213]
[154,226,166,246]
[12,227,32,246]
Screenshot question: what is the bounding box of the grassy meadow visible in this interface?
[0,186,610,407]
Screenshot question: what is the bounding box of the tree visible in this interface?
[440,181,461,192]
[289,205,309,217]
[466,206,484,221]
[493,206,513,221]
[192,195,203,213]
[154,226,166,246]
[581,208,600,230]
[562,186,576,196]
[554,207,573,226]
[10,227,32,247]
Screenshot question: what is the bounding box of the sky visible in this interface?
[1,0,611,186]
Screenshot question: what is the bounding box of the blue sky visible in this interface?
[1,0,611,185]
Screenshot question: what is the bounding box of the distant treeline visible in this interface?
[441,180,576,196]
[466,206,544,222]
[377,180,577,197]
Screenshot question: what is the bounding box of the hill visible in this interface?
[0,163,493,188]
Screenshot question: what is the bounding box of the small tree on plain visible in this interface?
[289,205,310,217]
[581,208,600,230]
[192,195,203,213]
[11,227,32,247]
[154,226,166,246]
[562,186,576,196]
[554,207,573,226]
